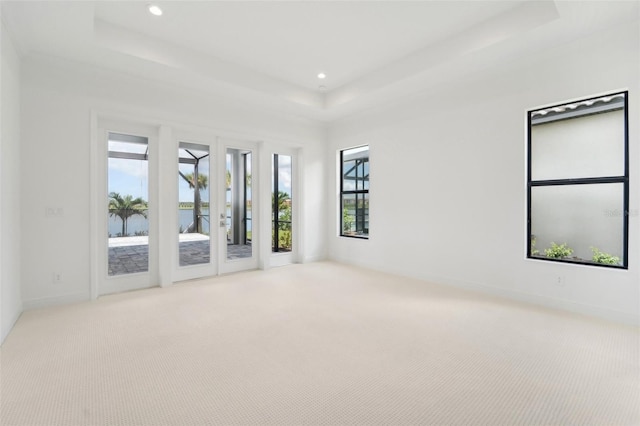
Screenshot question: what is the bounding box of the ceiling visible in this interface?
[2,1,638,121]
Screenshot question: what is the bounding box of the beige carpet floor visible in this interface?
[1,261,638,425]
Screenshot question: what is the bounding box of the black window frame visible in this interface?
[527,91,629,269]
[340,145,369,239]
[272,153,292,252]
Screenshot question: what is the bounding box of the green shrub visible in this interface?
[591,247,620,265]
[530,235,539,256]
[343,208,354,233]
[280,230,292,250]
[271,229,292,251]
[544,242,573,259]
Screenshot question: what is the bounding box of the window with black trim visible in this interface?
[272,153,292,252]
[340,146,369,238]
[527,91,628,268]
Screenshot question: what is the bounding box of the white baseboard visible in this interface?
[23,292,90,311]
[1,304,23,345]
[17,263,640,327]
[335,259,639,327]
[303,254,327,263]
[433,275,640,327]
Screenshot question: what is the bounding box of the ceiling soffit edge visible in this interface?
[325,1,560,110]
[93,19,325,111]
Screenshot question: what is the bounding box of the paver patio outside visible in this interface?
[108,239,252,275]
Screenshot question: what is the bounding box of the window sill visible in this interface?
[340,234,369,240]
[527,255,626,270]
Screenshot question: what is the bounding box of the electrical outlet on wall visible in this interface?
[556,275,565,286]
[45,207,64,218]
[52,272,63,284]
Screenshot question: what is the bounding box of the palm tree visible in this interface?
[108,192,148,237]
[272,191,292,251]
[179,172,208,233]
[273,191,291,221]
[182,173,208,191]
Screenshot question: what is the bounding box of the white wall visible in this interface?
[328,22,639,324]
[20,54,326,309]
[1,19,23,343]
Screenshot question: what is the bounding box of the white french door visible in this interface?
[173,137,218,282]
[94,120,159,296]
[93,119,260,297]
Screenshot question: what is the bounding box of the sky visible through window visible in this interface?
[108,139,148,201]
[108,147,293,212]
[277,154,292,196]
[108,158,148,200]
[342,146,369,191]
[108,137,150,238]
[178,147,210,203]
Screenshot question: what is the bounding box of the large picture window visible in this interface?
[340,146,369,238]
[527,92,628,268]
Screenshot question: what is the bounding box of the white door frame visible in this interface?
[172,133,218,282]
[219,138,259,274]
[92,116,159,297]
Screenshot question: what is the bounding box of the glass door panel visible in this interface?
[96,120,158,298]
[272,154,292,252]
[178,142,211,267]
[107,132,149,276]
[226,148,253,260]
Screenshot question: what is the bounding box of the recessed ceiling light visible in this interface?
[317,72,326,79]
[148,4,163,16]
